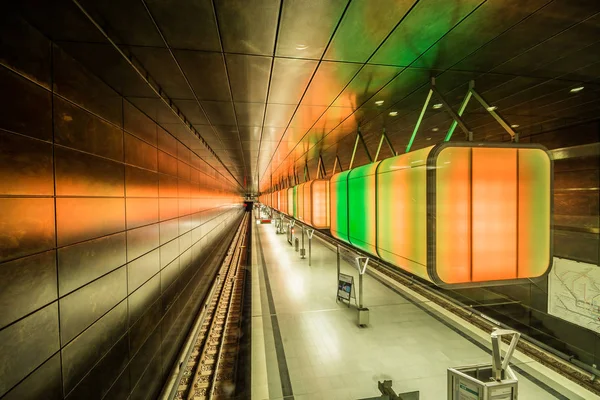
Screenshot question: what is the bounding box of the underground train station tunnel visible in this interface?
[1,1,599,399]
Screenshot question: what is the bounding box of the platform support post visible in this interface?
[300,225,306,259]
[336,245,341,296]
[306,229,314,266]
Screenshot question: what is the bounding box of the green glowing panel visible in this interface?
[330,171,350,243]
[348,162,379,255]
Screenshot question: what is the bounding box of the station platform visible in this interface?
[249,222,586,400]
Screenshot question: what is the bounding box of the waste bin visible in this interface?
[448,329,520,400]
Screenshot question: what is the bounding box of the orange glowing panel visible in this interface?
[303,182,312,225]
[429,143,552,287]
[297,183,305,221]
[311,179,330,229]
[287,188,294,216]
[434,147,471,284]
[471,148,518,282]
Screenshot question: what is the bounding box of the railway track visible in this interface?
[175,213,249,400]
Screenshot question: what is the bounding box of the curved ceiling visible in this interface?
[15,0,600,193]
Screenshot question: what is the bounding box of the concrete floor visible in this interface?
[250,222,558,400]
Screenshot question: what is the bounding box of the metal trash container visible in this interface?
[448,329,520,400]
[294,237,299,252]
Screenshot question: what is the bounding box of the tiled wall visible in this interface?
[0,14,243,400]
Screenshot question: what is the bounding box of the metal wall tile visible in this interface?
[159,219,179,245]
[58,233,126,297]
[64,334,128,400]
[225,54,272,103]
[174,50,230,101]
[79,0,164,47]
[201,101,237,126]
[0,129,54,195]
[172,99,209,125]
[0,13,52,88]
[126,224,160,262]
[127,248,160,293]
[129,324,161,390]
[56,198,125,247]
[159,240,179,270]
[2,353,62,400]
[214,0,280,55]
[159,198,179,221]
[128,297,162,355]
[160,259,180,292]
[53,46,122,126]
[124,100,157,146]
[0,250,57,329]
[0,198,55,262]
[276,0,348,59]
[128,46,194,100]
[157,127,178,156]
[125,165,158,197]
[324,0,416,63]
[124,133,158,171]
[61,300,128,394]
[101,365,130,400]
[235,102,266,127]
[128,274,161,326]
[146,0,220,51]
[55,147,124,197]
[159,174,179,198]
[176,165,189,186]
[0,303,59,398]
[54,97,124,162]
[126,198,159,229]
[129,339,162,399]
[59,267,127,345]
[0,66,52,141]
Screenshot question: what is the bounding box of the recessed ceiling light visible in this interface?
[432,103,443,109]
[375,100,384,106]
[487,106,498,111]
[389,111,398,116]
[426,137,432,141]
[570,86,584,93]
[510,124,519,128]
[295,44,308,50]
[432,127,439,132]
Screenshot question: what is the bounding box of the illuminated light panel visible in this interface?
[377,147,432,280]
[471,148,517,282]
[304,182,312,225]
[311,179,330,229]
[297,183,305,221]
[518,148,551,278]
[435,147,471,284]
[348,162,379,255]
[330,171,350,243]
[287,187,294,216]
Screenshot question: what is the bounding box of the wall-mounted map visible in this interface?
[548,257,600,333]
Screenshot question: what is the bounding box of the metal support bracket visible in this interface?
[303,159,310,182]
[468,81,518,142]
[332,155,343,175]
[316,155,326,179]
[349,127,372,170]
[407,77,473,153]
[491,328,521,381]
[374,128,397,162]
